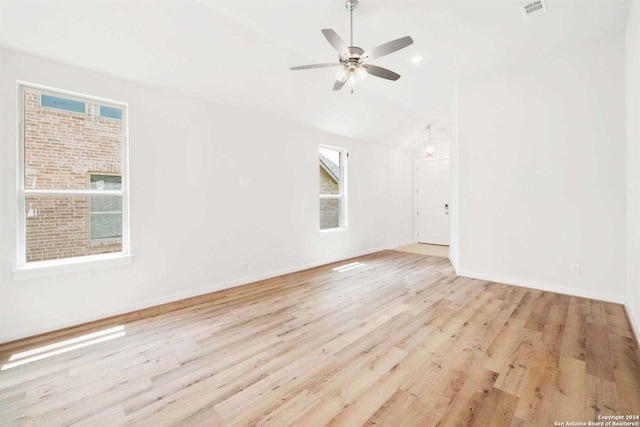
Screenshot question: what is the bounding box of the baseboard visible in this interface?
[625,303,640,349]
[457,269,626,304]
[448,254,459,274]
[0,243,404,344]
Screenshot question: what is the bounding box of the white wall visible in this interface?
[456,36,627,302]
[0,49,415,343]
[626,0,640,337]
[449,85,460,271]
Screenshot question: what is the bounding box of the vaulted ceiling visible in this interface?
[0,0,631,149]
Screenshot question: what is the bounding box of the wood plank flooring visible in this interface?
[0,250,639,426]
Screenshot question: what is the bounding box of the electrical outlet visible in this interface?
[571,264,581,275]
[159,271,167,281]
[239,256,250,266]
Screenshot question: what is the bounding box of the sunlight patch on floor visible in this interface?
[332,262,366,272]
[393,243,449,257]
[2,325,126,370]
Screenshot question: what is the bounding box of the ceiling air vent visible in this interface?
[521,0,547,19]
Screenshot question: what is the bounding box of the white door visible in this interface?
[417,159,450,245]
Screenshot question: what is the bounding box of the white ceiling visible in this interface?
[0,0,631,149]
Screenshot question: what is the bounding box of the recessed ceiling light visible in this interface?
[411,56,424,63]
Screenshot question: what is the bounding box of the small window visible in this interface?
[40,94,86,114]
[99,105,122,120]
[319,145,347,230]
[89,174,122,242]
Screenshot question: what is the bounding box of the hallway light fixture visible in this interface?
[425,125,437,158]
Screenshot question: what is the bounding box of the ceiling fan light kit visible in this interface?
[290,0,414,91]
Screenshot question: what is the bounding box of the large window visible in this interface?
[319,145,347,230]
[17,83,129,266]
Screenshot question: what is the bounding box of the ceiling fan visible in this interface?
[290,0,414,91]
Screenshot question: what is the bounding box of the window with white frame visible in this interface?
[18,83,129,265]
[319,145,347,230]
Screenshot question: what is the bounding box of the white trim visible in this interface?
[625,303,640,347]
[319,227,349,234]
[318,143,347,152]
[12,253,133,281]
[0,244,404,343]
[448,254,459,274]
[341,148,348,229]
[17,83,25,266]
[121,113,131,256]
[414,160,419,242]
[457,269,625,304]
[22,189,123,196]
[17,80,127,108]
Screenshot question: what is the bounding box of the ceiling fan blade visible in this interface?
[362,64,401,81]
[322,29,350,58]
[290,63,341,70]
[333,80,346,91]
[362,36,413,60]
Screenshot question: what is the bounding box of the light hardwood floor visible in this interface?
[0,250,639,426]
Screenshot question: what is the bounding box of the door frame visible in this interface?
[414,157,450,244]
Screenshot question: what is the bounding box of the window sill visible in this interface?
[12,253,134,281]
[319,227,349,234]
